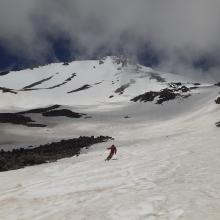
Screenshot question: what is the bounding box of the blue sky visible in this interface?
[0,38,160,71]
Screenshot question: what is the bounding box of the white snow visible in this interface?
[0,57,220,219]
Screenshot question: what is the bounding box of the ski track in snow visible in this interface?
[0,57,220,219]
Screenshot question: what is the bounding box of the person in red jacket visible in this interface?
[105,144,117,161]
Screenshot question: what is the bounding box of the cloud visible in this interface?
[0,0,220,78]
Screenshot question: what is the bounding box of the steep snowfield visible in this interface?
[0,57,220,219]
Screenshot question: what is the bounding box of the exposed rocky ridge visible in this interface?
[0,136,113,172]
[42,109,86,118]
[131,89,178,104]
[19,105,61,114]
[0,105,87,127]
[0,86,17,94]
[0,113,46,127]
[68,84,91,93]
[131,84,192,104]
[93,81,103,85]
[22,76,54,90]
[46,73,76,89]
[131,91,159,103]
[22,73,77,91]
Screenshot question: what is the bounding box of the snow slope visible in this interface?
[0,56,220,219]
[0,56,199,110]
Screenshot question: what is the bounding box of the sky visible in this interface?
[0,0,220,80]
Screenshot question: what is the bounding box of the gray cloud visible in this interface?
[0,0,220,78]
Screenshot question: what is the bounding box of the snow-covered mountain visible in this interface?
[0,56,220,219]
[0,56,197,108]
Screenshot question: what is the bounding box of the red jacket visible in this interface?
[107,145,117,155]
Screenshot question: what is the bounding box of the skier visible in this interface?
[105,144,117,161]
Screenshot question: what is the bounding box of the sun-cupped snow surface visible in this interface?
[0,56,220,219]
